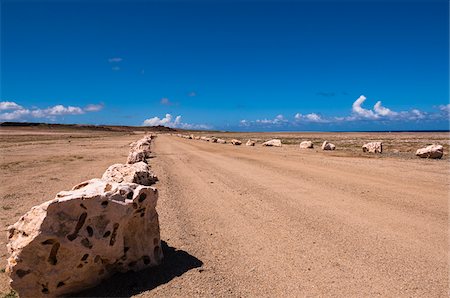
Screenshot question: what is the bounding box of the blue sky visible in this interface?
[1,0,448,131]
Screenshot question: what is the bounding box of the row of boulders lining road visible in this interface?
[6,135,162,297]
[173,133,444,159]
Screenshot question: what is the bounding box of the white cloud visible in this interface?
[108,57,123,63]
[409,109,426,120]
[143,113,180,127]
[352,95,378,119]
[0,101,102,121]
[373,101,397,117]
[295,112,326,123]
[188,91,197,97]
[45,105,84,116]
[112,66,120,71]
[0,109,31,121]
[255,114,288,125]
[238,95,444,128]
[84,104,104,112]
[0,101,23,111]
[439,104,450,113]
[142,113,211,130]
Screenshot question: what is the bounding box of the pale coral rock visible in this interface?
[246,140,256,146]
[262,139,282,147]
[231,139,242,145]
[416,144,444,159]
[102,162,157,186]
[6,179,162,297]
[362,142,383,153]
[127,150,147,164]
[217,139,227,144]
[321,141,336,150]
[299,141,314,149]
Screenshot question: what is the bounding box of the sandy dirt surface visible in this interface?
[1,130,448,297]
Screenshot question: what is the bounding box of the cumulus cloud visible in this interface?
[352,95,378,119]
[0,101,102,121]
[255,114,288,125]
[239,95,445,128]
[438,104,450,113]
[142,113,181,127]
[0,101,23,111]
[295,112,326,123]
[142,113,211,130]
[108,57,123,63]
[373,101,397,117]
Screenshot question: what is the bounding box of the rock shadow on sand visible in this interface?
[70,241,203,297]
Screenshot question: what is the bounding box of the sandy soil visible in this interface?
[1,130,448,297]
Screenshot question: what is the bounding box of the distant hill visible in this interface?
[0,122,178,132]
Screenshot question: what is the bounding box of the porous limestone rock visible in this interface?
[129,139,151,153]
[321,141,336,151]
[6,179,162,297]
[231,139,242,145]
[217,139,227,144]
[246,140,255,146]
[127,150,147,164]
[102,162,157,186]
[299,141,313,149]
[362,142,382,153]
[262,139,282,147]
[416,144,444,159]
[129,138,152,158]
[210,137,218,143]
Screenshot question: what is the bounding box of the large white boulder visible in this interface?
[6,179,162,297]
[217,139,227,144]
[416,144,444,159]
[321,141,336,150]
[127,150,147,164]
[362,142,382,153]
[299,141,313,149]
[231,139,242,145]
[246,140,255,146]
[102,162,157,186]
[262,139,282,147]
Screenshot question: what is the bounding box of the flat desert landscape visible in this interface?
[1,127,449,297]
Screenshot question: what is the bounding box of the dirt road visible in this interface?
[142,135,448,297]
[1,133,448,297]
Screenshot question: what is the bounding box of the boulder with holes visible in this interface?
[102,162,157,186]
[246,140,256,146]
[299,141,314,149]
[321,141,336,151]
[6,179,162,297]
[362,142,383,153]
[231,139,242,145]
[416,144,444,159]
[127,150,147,164]
[262,139,282,147]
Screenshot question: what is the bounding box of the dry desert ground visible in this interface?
[0,127,449,297]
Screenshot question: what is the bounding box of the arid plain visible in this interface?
[1,127,448,297]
